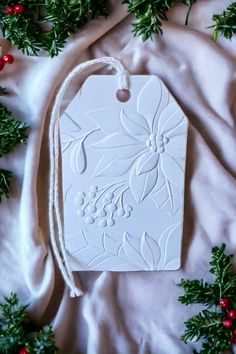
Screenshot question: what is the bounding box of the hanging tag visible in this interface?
[60,75,188,272]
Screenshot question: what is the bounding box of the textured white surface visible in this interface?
[60,75,188,271]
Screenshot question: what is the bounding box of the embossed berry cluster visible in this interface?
[74,184,133,228]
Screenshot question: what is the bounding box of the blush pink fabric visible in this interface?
[0,1,236,353]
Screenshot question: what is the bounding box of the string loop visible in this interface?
[49,57,129,297]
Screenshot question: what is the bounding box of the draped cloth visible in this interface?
[0,1,235,353]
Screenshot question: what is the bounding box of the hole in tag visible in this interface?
[116,89,131,102]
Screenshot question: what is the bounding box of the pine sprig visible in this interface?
[0,293,57,353]
[181,310,225,344]
[178,280,216,306]
[0,169,12,201]
[178,244,236,354]
[0,0,108,57]
[122,0,197,40]
[0,91,28,201]
[212,2,236,41]
[0,103,28,157]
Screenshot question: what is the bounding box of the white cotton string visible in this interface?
[49,57,130,297]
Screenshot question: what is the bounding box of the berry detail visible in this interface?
[232,336,236,344]
[6,6,14,15]
[14,4,25,14]
[19,348,30,354]
[219,297,231,309]
[3,54,14,64]
[223,319,233,328]
[228,309,236,320]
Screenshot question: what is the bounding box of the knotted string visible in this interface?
[49,57,130,297]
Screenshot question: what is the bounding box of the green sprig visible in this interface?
[0,0,108,57]
[122,0,197,40]
[0,293,57,353]
[178,244,236,354]
[0,90,28,201]
[212,2,236,41]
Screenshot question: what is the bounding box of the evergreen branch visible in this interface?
[181,310,225,344]
[0,293,57,353]
[0,102,28,201]
[0,0,108,57]
[0,169,12,201]
[0,103,28,157]
[209,244,236,300]
[179,245,236,353]
[122,0,197,40]
[212,2,236,41]
[178,279,216,306]
[29,326,57,354]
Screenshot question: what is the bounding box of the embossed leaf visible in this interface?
[61,132,75,153]
[165,136,186,158]
[160,154,183,187]
[89,256,130,271]
[70,140,86,174]
[141,232,161,270]
[90,133,143,160]
[129,164,158,203]
[158,223,182,270]
[93,156,134,177]
[159,104,184,134]
[136,151,159,175]
[120,110,149,138]
[123,232,147,269]
[151,184,169,209]
[86,108,122,134]
[76,246,104,267]
[66,229,88,254]
[137,77,169,130]
[103,233,121,256]
[151,181,183,215]
[61,112,81,135]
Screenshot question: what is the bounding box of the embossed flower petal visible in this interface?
[70,140,86,174]
[158,103,184,134]
[136,151,159,175]
[165,136,186,158]
[90,133,144,160]
[152,82,170,133]
[93,156,135,177]
[123,232,147,269]
[120,110,149,139]
[161,154,184,187]
[141,232,161,270]
[137,77,167,129]
[166,121,187,139]
[129,164,158,203]
[85,108,122,134]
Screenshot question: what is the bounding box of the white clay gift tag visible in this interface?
[60,75,188,272]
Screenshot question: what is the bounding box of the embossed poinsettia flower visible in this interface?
[89,77,187,204]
